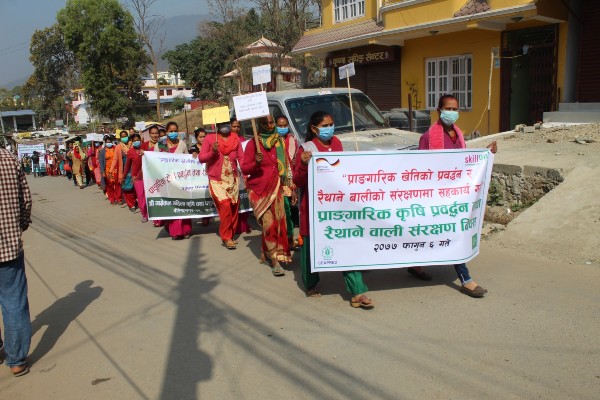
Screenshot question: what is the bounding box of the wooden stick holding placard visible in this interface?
[346,74,358,151]
[340,63,359,151]
[251,118,262,155]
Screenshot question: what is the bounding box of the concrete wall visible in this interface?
[490,163,564,206]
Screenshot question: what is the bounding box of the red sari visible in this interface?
[163,145,192,238]
[241,137,291,264]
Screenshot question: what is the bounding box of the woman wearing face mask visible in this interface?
[110,130,130,204]
[200,123,244,250]
[276,115,299,249]
[230,118,252,235]
[190,128,212,227]
[241,115,292,276]
[162,121,192,240]
[409,94,497,298]
[122,133,142,212]
[139,125,165,225]
[101,135,121,204]
[293,111,374,308]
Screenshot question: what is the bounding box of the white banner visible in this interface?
[338,62,356,79]
[308,149,494,272]
[18,144,46,168]
[142,151,251,220]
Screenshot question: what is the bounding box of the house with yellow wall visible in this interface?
[293,0,598,135]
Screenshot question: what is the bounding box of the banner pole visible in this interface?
[251,119,262,155]
[347,75,358,151]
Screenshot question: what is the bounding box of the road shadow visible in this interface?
[158,237,218,400]
[29,280,103,364]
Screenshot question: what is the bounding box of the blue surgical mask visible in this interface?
[121,137,129,143]
[159,136,167,144]
[105,142,114,148]
[133,140,141,148]
[167,132,179,141]
[317,125,335,141]
[277,127,289,136]
[440,110,459,126]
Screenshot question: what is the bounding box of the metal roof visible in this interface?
[0,110,36,117]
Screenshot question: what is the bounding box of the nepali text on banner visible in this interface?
[142,151,251,220]
[308,149,494,272]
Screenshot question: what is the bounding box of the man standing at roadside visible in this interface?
[0,146,32,377]
[30,151,40,178]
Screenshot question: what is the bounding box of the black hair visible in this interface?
[437,94,459,109]
[306,111,333,142]
[276,115,288,124]
[148,125,159,134]
[166,121,178,131]
[158,128,166,135]
[194,128,206,139]
[130,133,141,142]
[103,134,110,142]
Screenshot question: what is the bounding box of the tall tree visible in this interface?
[57,0,149,121]
[27,23,77,122]
[128,0,166,121]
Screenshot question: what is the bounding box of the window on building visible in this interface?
[334,0,365,23]
[143,91,149,95]
[426,55,472,110]
[160,90,164,96]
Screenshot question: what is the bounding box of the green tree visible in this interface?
[171,94,186,113]
[27,24,77,122]
[57,0,149,121]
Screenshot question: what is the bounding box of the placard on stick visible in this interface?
[135,121,146,131]
[252,64,272,86]
[232,91,269,121]
[338,62,356,80]
[201,106,231,125]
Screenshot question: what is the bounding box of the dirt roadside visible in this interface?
[469,123,600,266]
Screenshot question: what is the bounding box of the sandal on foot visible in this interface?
[225,241,236,250]
[306,288,322,298]
[10,363,30,377]
[271,265,285,276]
[350,295,375,309]
[461,285,486,298]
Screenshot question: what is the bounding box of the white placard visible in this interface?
[307,149,494,272]
[252,64,271,86]
[86,133,104,142]
[135,121,146,131]
[232,91,269,121]
[338,62,356,80]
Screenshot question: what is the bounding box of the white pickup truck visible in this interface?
[236,88,421,150]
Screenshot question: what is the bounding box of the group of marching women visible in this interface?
[66,95,497,309]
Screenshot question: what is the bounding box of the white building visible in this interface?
[70,72,195,123]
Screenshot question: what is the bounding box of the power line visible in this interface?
[0,42,27,52]
[0,47,28,57]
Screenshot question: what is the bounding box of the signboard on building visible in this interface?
[325,45,397,68]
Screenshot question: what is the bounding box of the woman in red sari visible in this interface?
[162,121,192,240]
[241,115,292,276]
[231,119,252,235]
[123,133,142,213]
[199,123,243,249]
[138,125,166,225]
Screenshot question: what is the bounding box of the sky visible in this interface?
[0,0,215,88]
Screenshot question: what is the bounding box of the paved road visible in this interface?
[1,176,599,399]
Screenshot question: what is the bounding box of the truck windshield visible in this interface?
[285,93,388,141]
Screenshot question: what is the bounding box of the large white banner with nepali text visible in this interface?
[142,151,251,220]
[308,149,494,272]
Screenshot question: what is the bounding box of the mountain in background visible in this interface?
[156,13,209,71]
[0,14,209,89]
